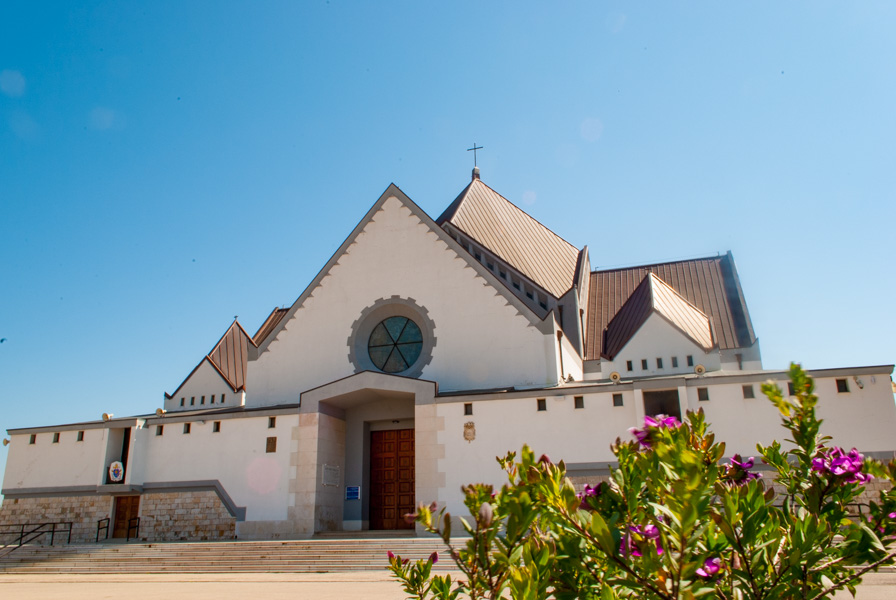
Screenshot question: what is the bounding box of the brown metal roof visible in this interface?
[586,253,756,360]
[253,307,289,346]
[603,273,713,359]
[208,321,254,391]
[437,179,580,298]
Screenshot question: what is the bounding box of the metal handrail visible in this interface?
[0,522,73,558]
[126,517,140,542]
[96,518,110,542]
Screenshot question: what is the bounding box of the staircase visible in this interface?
[0,536,452,574]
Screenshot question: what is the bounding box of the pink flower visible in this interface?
[387,551,395,560]
[429,551,439,564]
[696,557,722,578]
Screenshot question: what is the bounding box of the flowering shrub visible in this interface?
[387,364,896,599]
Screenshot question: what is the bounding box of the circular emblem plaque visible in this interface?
[109,461,124,482]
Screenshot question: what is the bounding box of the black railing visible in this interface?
[0,522,73,558]
[96,518,110,542]
[126,517,140,542]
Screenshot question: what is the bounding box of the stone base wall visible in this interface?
[0,495,112,544]
[139,490,236,541]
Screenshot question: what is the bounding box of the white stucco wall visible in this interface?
[164,359,242,413]
[132,413,297,521]
[602,314,720,379]
[2,428,106,490]
[249,196,556,405]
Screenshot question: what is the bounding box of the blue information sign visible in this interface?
[345,486,361,500]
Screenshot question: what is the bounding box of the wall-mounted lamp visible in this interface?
[102,413,114,422]
[155,408,167,416]
[854,376,865,390]
[2,438,9,446]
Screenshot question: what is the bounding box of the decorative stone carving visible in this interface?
[464,421,476,443]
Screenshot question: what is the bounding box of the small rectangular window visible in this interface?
[190,397,195,406]
[213,421,221,433]
[210,394,215,404]
[77,431,84,442]
[499,270,506,279]
[526,290,534,300]
[221,393,226,403]
[486,261,494,270]
[474,251,481,261]
[513,280,521,290]
[29,434,36,444]
[671,356,678,368]
[52,432,60,443]
[180,398,185,407]
[156,425,163,436]
[641,359,648,370]
[742,385,755,399]
[612,393,624,407]
[464,403,473,416]
[656,357,663,369]
[697,387,710,402]
[574,396,584,409]
[836,379,849,393]
[266,437,277,453]
[626,360,633,372]
[787,382,796,396]
[183,423,191,434]
[686,355,694,367]
[537,398,546,412]
[268,416,276,429]
[201,395,205,405]
[539,301,547,310]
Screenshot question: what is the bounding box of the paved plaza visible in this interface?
[1,571,895,599]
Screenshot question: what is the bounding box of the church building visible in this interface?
[3,169,895,542]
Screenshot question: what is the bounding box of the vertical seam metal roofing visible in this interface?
[207,321,255,391]
[253,307,289,346]
[586,254,756,360]
[602,273,713,360]
[437,179,580,298]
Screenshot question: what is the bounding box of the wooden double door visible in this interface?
[370,429,415,530]
[112,495,140,538]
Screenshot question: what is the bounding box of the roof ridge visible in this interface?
[591,254,726,275]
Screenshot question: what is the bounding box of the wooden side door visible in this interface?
[370,429,415,530]
[112,495,140,538]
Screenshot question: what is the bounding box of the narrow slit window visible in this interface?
[29,434,36,444]
[626,360,633,372]
[180,398,185,407]
[52,432,60,443]
[77,431,84,442]
[787,382,796,396]
[464,403,473,416]
[210,395,215,404]
[537,398,546,412]
[499,270,506,279]
[574,396,584,409]
[183,423,191,434]
[221,393,226,404]
[268,416,276,429]
[697,388,710,402]
[742,385,755,399]
[641,359,648,370]
[266,437,277,453]
[156,425,163,436]
[656,357,663,369]
[671,357,679,368]
[201,396,205,405]
[213,421,221,433]
[836,379,849,393]
[686,355,694,367]
[612,393,624,407]
[190,397,195,406]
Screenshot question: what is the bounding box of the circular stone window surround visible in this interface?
[347,296,436,378]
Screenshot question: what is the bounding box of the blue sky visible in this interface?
[1,2,894,489]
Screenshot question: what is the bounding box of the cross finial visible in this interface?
[467,143,483,167]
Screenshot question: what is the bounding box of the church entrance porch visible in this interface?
[370,429,415,530]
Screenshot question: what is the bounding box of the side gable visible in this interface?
[254,183,553,356]
[165,320,255,399]
[586,253,756,360]
[603,273,713,360]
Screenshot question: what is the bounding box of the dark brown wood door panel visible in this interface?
[370,429,414,530]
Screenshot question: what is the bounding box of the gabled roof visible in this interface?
[437,178,581,298]
[603,273,713,359]
[253,183,554,354]
[253,308,289,346]
[586,253,756,360]
[165,320,255,399]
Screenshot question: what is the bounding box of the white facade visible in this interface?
[2,175,895,541]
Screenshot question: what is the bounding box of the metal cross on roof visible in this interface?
[467,143,483,167]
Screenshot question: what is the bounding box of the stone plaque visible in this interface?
[322,464,340,487]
